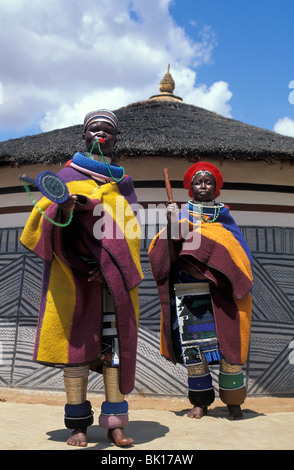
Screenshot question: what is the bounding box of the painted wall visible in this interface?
[0,159,293,396]
[0,225,293,396]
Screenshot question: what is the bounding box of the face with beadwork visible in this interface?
[191,172,215,202]
[83,121,117,156]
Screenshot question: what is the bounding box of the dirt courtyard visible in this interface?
[1,387,294,415]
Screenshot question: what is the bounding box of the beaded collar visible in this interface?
[72,152,124,182]
[187,200,224,223]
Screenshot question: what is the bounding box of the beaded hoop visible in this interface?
[20,173,73,227]
[20,171,69,203]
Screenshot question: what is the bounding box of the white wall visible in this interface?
[0,158,293,228]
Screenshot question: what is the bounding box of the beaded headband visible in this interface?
[192,170,215,182]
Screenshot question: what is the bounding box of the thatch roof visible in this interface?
[116,100,294,162]
[1,99,294,166]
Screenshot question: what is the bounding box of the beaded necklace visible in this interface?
[188,200,223,223]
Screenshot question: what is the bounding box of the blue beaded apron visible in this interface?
[173,271,222,367]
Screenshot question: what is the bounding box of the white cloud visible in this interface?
[273,117,294,137]
[40,87,140,132]
[0,0,232,138]
[182,79,232,118]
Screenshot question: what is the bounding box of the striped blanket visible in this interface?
[148,202,253,366]
[20,166,143,395]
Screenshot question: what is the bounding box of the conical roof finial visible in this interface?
[159,64,175,93]
[149,64,182,102]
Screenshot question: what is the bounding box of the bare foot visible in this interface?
[187,405,207,419]
[107,428,134,447]
[227,404,243,420]
[67,428,87,447]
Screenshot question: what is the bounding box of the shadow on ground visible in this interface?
[47,420,169,450]
[173,406,265,420]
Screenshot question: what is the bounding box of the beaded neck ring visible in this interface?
[87,138,125,182]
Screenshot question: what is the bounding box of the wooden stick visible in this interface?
[163,168,173,203]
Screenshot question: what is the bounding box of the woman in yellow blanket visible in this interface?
[149,162,253,420]
[21,110,143,447]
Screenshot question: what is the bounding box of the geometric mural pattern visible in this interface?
[241,227,294,396]
[0,226,294,396]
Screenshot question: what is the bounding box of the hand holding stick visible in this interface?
[164,167,178,223]
[163,169,179,256]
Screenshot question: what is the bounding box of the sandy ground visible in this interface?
[1,387,294,414]
[1,388,294,452]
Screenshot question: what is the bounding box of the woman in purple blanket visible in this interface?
[149,162,253,420]
[21,110,143,447]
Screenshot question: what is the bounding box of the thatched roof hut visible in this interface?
[1,65,294,166]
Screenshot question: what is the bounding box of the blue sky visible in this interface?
[170,1,294,132]
[0,0,293,142]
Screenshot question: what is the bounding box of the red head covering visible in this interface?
[183,162,223,199]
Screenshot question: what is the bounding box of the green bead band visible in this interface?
[194,170,215,181]
[23,182,74,227]
[219,371,244,390]
[196,203,221,223]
